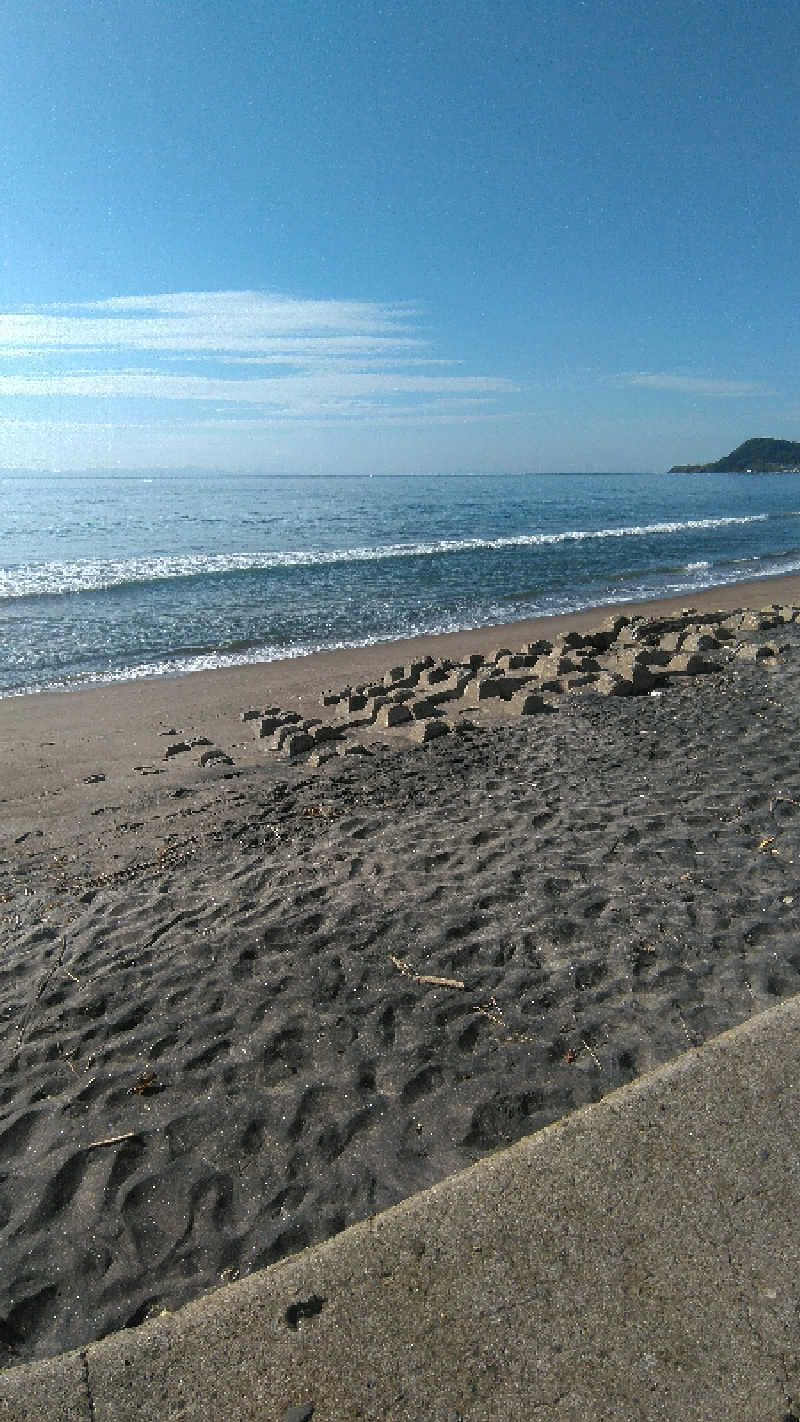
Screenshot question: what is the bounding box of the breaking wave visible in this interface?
[0,511,781,600]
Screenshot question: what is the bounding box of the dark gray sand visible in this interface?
[2,580,800,1367]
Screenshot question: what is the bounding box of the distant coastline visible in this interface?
[671,437,800,474]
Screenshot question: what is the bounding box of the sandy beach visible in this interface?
[3,573,800,1368]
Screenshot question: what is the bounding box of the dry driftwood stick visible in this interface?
[581,1038,603,1070]
[87,1131,138,1150]
[389,955,465,990]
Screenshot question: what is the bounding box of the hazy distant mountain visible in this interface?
[671,438,800,473]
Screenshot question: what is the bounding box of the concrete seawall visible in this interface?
[2,995,800,1421]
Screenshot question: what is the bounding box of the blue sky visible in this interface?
[1,0,797,474]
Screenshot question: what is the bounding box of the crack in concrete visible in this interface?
[775,1347,796,1417]
[530,1388,573,1413]
[79,1348,96,1422]
[739,1282,798,1416]
[678,1219,798,1418]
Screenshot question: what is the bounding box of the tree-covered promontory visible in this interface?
[671,438,800,473]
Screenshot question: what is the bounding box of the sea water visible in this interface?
[2,470,800,697]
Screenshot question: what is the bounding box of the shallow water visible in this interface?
[3,469,800,694]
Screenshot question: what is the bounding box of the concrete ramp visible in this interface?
[2,996,800,1421]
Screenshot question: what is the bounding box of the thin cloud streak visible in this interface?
[0,370,515,402]
[0,290,517,437]
[621,372,772,397]
[0,291,419,356]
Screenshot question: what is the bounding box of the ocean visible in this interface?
[3,470,800,698]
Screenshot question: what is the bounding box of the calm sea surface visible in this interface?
[3,470,800,697]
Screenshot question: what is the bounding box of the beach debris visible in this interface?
[284,1295,326,1331]
[475,995,505,1028]
[197,747,234,767]
[674,1005,697,1044]
[389,955,465,990]
[581,1038,603,1070]
[770,795,800,813]
[757,833,793,862]
[87,1131,139,1149]
[129,1070,162,1096]
[164,741,192,758]
[473,993,535,1043]
[82,772,106,784]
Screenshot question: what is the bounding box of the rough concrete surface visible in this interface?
[2,995,800,1421]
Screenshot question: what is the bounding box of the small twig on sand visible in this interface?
[87,1131,138,1150]
[758,834,793,862]
[674,1006,695,1044]
[581,1038,603,1070]
[476,995,506,1028]
[389,955,465,990]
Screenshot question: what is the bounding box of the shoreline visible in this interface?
[4,570,800,851]
[4,570,800,712]
[2,570,800,1366]
[5,565,800,710]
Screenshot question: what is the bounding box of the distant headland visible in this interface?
[671,437,800,473]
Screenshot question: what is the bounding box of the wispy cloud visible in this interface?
[619,372,772,397]
[0,291,417,355]
[0,291,516,431]
[0,370,514,406]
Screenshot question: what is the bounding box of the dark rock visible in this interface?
[198,749,234,767]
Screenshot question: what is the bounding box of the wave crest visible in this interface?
[0,511,779,600]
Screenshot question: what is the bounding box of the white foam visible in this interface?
[0,511,779,600]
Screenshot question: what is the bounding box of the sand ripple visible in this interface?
[2,634,800,1364]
